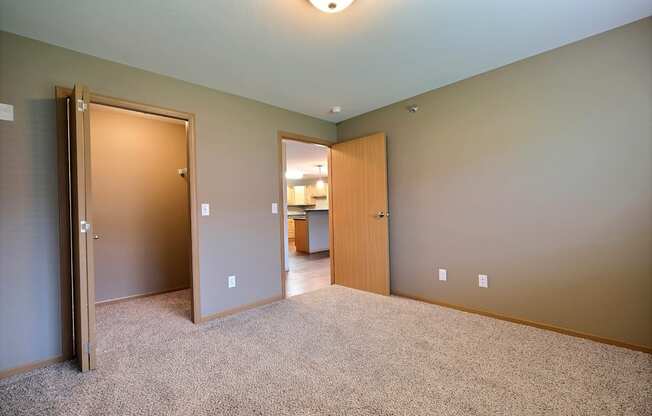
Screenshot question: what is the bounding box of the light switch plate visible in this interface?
[228,275,236,288]
[438,268,447,281]
[479,274,489,288]
[201,203,210,216]
[0,103,14,121]
[271,203,278,214]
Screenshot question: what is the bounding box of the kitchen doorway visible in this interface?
[278,133,333,297]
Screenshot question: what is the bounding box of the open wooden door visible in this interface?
[68,84,97,371]
[331,132,390,295]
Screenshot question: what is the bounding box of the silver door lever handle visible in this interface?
[374,211,386,218]
[93,234,100,240]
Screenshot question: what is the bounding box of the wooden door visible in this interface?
[331,132,390,295]
[68,84,97,371]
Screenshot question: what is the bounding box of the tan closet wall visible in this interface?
[90,104,190,303]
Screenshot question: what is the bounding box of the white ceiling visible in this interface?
[1,1,650,122]
[285,140,328,179]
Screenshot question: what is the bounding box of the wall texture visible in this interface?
[91,105,191,303]
[338,18,652,348]
[0,31,336,372]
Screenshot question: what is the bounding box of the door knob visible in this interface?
[374,211,386,218]
[93,234,100,240]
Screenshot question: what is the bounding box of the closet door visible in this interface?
[69,83,97,371]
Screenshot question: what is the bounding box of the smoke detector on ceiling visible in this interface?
[330,106,342,114]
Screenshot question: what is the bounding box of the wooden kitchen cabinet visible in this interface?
[287,183,328,206]
[287,218,295,239]
[294,219,308,252]
[292,211,328,254]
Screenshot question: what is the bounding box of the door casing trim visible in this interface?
[277,131,334,298]
[55,87,202,367]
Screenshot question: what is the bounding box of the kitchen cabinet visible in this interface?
[293,209,329,254]
[288,218,295,239]
[294,219,308,252]
[287,183,328,206]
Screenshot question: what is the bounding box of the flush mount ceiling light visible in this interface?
[285,170,304,180]
[309,0,355,13]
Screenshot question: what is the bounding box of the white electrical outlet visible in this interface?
[201,203,210,216]
[228,275,236,288]
[438,268,447,281]
[478,274,488,288]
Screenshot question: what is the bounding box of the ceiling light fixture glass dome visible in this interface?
[309,0,355,13]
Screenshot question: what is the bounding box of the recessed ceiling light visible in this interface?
[309,0,355,14]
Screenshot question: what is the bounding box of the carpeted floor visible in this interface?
[1,286,650,415]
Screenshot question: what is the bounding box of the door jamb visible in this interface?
[55,87,202,363]
[277,131,334,298]
[55,87,74,360]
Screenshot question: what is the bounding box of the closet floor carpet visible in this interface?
[1,286,650,415]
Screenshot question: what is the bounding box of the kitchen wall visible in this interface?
[0,31,336,372]
[337,18,652,348]
[91,105,190,303]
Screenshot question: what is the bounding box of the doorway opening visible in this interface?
[90,103,191,305]
[279,133,333,297]
[89,103,193,353]
[56,85,200,371]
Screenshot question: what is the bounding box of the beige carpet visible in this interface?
[1,286,650,415]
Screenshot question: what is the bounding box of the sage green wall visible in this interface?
[0,31,336,372]
[338,18,652,348]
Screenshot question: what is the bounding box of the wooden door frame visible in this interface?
[55,86,202,361]
[277,131,334,298]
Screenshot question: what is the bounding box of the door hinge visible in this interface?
[77,99,88,112]
[80,220,91,233]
